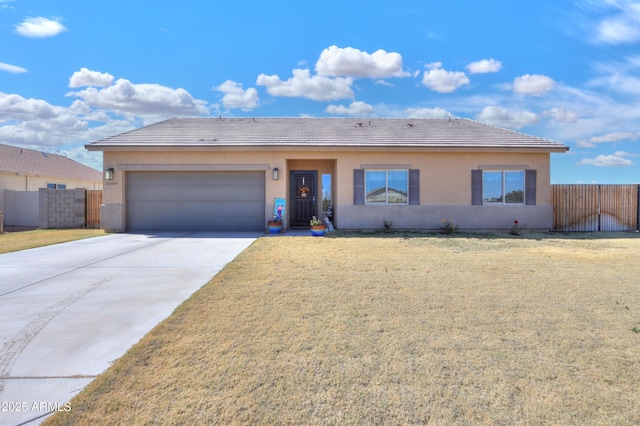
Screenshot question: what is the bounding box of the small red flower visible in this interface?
[514,220,519,224]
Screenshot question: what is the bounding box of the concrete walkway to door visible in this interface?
[0,232,258,426]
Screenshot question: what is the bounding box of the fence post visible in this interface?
[0,210,4,233]
[597,184,601,232]
[637,185,640,231]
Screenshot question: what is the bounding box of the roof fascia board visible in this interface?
[88,145,569,153]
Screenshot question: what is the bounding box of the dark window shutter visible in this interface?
[354,169,365,205]
[471,169,483,205]
[525,169,537,205]
[409,169,420,205]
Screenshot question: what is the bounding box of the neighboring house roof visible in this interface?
[0,144,102,181]
[86,117,569,152]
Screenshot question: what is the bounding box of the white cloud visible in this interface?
[67,77,209,118]
[1,70,211,153]
[69,68,114,88]
[594,1,640,43]
[0,92,58,122]
[61,146,103,171]
[0,99,93,147]
[405,107,453,119]
[421,62,470,93]
[576,131,640,147]
[544,106,579,123]
[466,58,502,74]
[0,68,216,170]
[15,17,67,38]
[577,154,635,167]
[475,106,538,129]
[374,79,394,87]
[325,101,374,116]
[315,45,410,78]
[615,150,639,157]
[0,61,27,74]
[512,74,555,96]
[215,80,258,111]
[587,59,640,94]
[598,18,640,43]
[0,120,81,147]
[256,68,354,101]
[0,92,139,152]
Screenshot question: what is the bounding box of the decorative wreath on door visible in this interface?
[299,184,309,197]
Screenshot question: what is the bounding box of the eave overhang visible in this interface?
[86,143,569,154]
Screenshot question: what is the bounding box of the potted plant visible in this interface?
[267,216,282,234]
[309,216,326,236]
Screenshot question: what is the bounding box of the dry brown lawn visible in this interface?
[45,232,640,425]
[0,229,105,254]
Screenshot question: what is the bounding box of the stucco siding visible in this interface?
[333,151,551,206]
[100,148,555,232]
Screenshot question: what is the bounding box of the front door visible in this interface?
[290,170,317,227]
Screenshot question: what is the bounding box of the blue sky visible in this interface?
[1,0,640,183]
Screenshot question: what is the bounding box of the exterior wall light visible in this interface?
[272,167,279,180]
[105,168,114,180]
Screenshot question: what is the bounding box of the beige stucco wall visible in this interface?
[0,171,102,214]
[100,149,554,232]
[335,150,552,230]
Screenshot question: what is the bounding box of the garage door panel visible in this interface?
[129,188,264,202]
[129,207,264,231]
[126,171,265,232]
[128,200,264,218]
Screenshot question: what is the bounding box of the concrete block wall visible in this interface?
[39,188,87,228]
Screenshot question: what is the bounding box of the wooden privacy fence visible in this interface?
[552,184,639,232]
[86,190,102,228]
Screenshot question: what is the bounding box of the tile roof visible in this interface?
[0,144,102,181]
[86,117,569,152]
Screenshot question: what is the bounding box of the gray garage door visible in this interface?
[126,171,265,232]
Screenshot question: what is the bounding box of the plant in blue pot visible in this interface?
[267,216,282,234]
[309,216,326,236]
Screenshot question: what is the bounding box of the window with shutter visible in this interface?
[354,168,420,205]
[472,169,536,206]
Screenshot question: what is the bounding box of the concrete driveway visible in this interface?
[0,232,259,426]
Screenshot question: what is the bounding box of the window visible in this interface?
[47,183,66,189]
[482,171,525,204]
[322,174,332,211]
[354,169,419,205]
[365,170,408,204]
